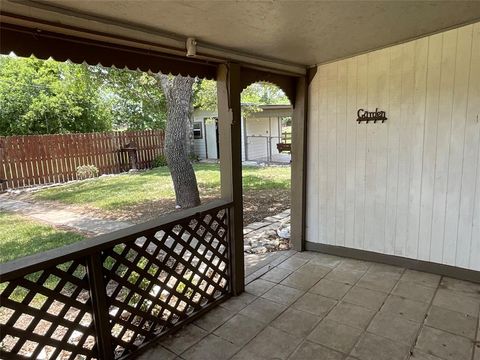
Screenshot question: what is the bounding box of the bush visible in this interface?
[153,154,168,167]
[76,165,99,180]
[189,153,200,163]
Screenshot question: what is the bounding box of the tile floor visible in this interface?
[139,251,480,360]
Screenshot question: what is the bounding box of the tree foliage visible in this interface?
[0,56,168,136]
[93,67,167,131]
[0,55,289,136]
[193,79,290,112]
[0,56,112,135]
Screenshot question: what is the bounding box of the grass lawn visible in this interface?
[0,211,85,263]
[32,163,291,211]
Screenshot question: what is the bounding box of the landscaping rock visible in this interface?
[243,210,291,255]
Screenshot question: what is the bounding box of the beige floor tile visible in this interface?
[367,311,421,345]
[213,314,264,346]
[477,322,480,360]
[309,278,352,300]
[292,292,337,316]
[409,350,444,359]
[136,343,176,360]
[181,334,240,360]
[351,332,410,360]
[392,281,436,303]
[160,324,208,355]
[261,284,304,305]
[193,305,234,332]
[239,297,287,324]
[433,288,480,317]
[307,318,363,354]
[220,292,256,312]
[326,302,376,329]
[425,305,478,339]
[356,272,399,293]
[296,262,332,276]
[277,257,309,271]
[337,259,372,273]
[343,286,388,311]
[307,253,343,268]
[280,268,327,290]
[416,326,474,360]
[236,326,302,360]
[324,268,364,285]
[440,277,480,298]
[289,341,344,360]
[260,267,292,283]
[380,295,430,322]
[366,263,404,278]
[271,308,320,337]
[230,350,265,360]
[245,278,276,296]
[400,269,441,288]
[291,251,318,260]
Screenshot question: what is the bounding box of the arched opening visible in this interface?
[240,81,293,267]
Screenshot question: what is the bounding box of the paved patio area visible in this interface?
[139,251,480,360]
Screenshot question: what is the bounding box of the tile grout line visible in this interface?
[245,250,298,285]
[284,258,377,359]
[282,258,351,359]
[172,258,475,360]
[344,266,408,359]
[226,254,345,359]
[196,253,305,355]
[407,274,444,359]
[472,307,479,360]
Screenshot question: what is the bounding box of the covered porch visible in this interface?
[1,1,480,359]
[142,251,480,360]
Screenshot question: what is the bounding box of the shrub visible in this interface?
[76,165,99,180]
[189,153,200,163]
[153,154,168,167]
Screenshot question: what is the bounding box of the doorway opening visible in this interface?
[240,82,292,266]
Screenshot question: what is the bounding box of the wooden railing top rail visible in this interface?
[0,199,233,281]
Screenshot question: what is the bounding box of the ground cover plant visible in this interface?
[0,211,85,263]
[28,163,291,225]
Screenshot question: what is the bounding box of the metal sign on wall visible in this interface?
[357,108,387,123]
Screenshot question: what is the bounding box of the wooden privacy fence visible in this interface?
[0,130,165,190]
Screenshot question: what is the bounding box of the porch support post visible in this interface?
[217,63,245,295]
[290,75,308,251]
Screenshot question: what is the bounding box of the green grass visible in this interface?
[32,163,291,210]
[0,212,85,263]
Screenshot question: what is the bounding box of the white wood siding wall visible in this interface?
[306,22,480,271]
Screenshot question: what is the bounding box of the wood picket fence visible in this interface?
[0,130,165,191]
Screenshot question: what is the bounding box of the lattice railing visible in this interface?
[0,201,232,359]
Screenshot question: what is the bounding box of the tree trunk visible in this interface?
[159,74,201,208]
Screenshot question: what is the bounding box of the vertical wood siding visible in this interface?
[307,22,480,271]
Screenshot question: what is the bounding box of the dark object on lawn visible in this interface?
[0,178,6,191]
[277,131,291,153]
[120,141,138,171]
[277,143,291,153]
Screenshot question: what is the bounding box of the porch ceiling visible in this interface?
[2,0,480,67]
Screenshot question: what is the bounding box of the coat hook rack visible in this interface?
[357,108,387,123]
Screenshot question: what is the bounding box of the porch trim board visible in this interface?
[0,22,217,80]
[305,241,480,284]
